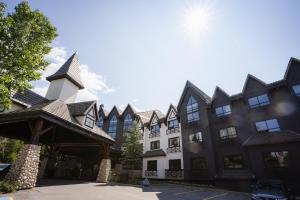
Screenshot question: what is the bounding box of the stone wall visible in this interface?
[6,144,41,190]
[96,158,111,183]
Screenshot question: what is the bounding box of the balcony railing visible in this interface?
[165,169,183,178]
[166,146,181,153]
[166,127,180,135]
[149,132,160,138]
[145,170,157,177]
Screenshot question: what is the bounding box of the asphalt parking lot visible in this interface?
[1,180,251,200]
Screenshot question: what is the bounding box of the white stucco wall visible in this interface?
[46,78,79,103]
[142,110,184,179]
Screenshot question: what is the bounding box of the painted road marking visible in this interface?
[203,193,228,200]
[175,189,204,195]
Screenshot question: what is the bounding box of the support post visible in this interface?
[96,143,111,183]
[6,119,43,189]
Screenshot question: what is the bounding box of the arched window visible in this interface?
[186,96,200,122]
[108,115,118,138]
[123,114,132,132]
[96,116,104,128]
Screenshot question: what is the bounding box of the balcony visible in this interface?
[149,132,160,138]
[145,170,157,177]
[166,146,181,153]
[166,127,180,135]
[165,169,183,178]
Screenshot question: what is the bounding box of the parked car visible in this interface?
[251,179,295,200]
[0,163,11,180]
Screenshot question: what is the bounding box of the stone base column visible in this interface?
[96,159,111,183]
[6,144,41,190]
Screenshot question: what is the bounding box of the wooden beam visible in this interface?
[39,125,56,136]
[30,119,44,144]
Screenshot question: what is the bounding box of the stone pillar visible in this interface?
[96,158,111,183]
[96,143,111,183]
[6,144,41,189]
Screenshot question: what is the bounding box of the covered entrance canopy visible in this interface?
[0,97,114,189]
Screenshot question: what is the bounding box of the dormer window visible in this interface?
[151,124,160,134]
[186,96,200,123]
[85,108,95,129]
[123,114,132,132]
[248,94,270,108]
[96,116,104,128]
[108,115,118,138]
[215,105,231,117]
[168,119,179,129]
[292,84,300,96]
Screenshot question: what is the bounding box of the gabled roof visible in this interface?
[67,101,96,116]
[107,106,122,118]
[177,80,211,110]
[0,100,114,143]
[136,110,155,125]
[46,52,84,89]
[98,105,109,117]
[212,86,230,101]
[165,104,177,121]
[242,130,300,147]
[11,89,48,107]
[284,57,300,80]
[242,74,267,94]
[121,104,136,118]
[143,149,166,158]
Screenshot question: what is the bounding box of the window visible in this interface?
[108,115,118,138]
[248,94,270,108]
[256,119,280,132]
[169,159,181,171]
[150,140,160,150]
[292,84,300,96]
[96,116,104,128]
[85,117,95,128]
[168,137,180,147]
[219,127,237,140]
[191,157,207,170]
[123,114,132,132]
[189,132,203,143]
[186,96,200,122]
[147,160,157,171]
[224,155,244,169]
[151,124,160,134]
[215,105,231,117]
[168,119,179,129]
[85,108,95,128]
[264,151,288,168]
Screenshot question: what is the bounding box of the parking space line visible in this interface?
[203,193,228,200]
[175,189,203,195]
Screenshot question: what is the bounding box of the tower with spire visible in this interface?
[45,52,84,103]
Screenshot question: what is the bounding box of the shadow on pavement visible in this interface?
[36,179,91,187]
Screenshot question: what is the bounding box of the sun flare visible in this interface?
[180,1,214,41]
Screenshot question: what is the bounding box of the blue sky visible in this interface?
[4,0,300,113]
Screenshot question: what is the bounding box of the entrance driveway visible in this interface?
[2,180,251,200]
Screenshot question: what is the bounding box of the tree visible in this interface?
[121,121,143,170]
[0,1,57,109]
[0,137,23,163]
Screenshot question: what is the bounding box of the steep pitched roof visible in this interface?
[242,130,300,147]
[11,89,48,107]
[165,104,177,122]
[67,101,96,116]
[121,104,136,118]
[107,106,122,118]
[242,74,267,94]
[98,105,109,117]
[46,52,84,89]
[212,86,230,101]
[177,80,211,110]
[284,57,300,80]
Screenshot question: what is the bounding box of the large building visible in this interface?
[99,57,300,191]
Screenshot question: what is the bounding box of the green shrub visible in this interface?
[0,180,17,194]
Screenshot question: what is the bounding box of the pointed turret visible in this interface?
[45,52,84,103]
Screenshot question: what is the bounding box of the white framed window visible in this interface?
[186,96,200,122]
[255,119,280,132]
[189,132,202,143]
[248,94,270,108]
[215,105,231,117]
[219,127,237,139]
[292,84,300,96]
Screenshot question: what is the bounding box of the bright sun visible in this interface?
[180,1,214,41]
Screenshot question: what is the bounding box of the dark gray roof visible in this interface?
[46,52,84,89]
[0,100,114,143]
[242,130,300,147]
[67,101,96,116]
[143,149,166,158]
[136,109,164,124]
[11,89,48,106]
